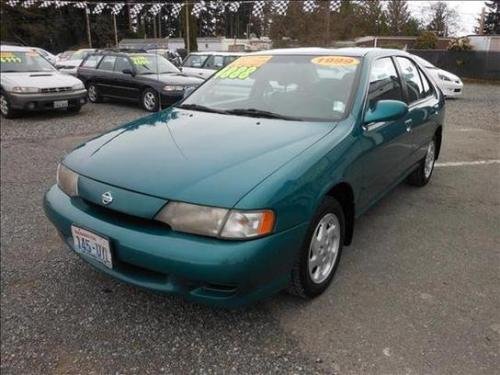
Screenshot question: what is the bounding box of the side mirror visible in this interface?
[122,68,135,76]
[364,100,408,125]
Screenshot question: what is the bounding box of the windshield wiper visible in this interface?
[226,108,303,121]
[176,103,229,114]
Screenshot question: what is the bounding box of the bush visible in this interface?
[448,37,472,51]
[414,31,438,49]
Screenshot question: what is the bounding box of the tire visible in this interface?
[0,93,19,119]
[87,83,102,103]
[288,197,345,298]
[407,137,437,187]
[67,104,82,114]
[141,88,159,112]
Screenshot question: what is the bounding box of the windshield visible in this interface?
[181,55,361,121]
[130,54,180,74]
[0,50,55,72]
[183,54,209,68]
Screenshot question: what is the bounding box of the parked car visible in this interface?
[55,50,76,64]
[32,47,57,65]
[77,51,203,111]
[147,48,183,67]
[56,48,97,75]
[412,55,463,98]
[182,51,245,79]
[1,45,87,118]
[44,48,445,307]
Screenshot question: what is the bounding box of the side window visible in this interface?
[224,56,238,66]
[368,57,403,109]
[395,57,425,103]
[114,56,133,73]
[183,54,208,68]
[204,55,225,69]
[417,67,434,98]
[81,55,102,68]
[98,56,116,71]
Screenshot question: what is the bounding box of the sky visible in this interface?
[405,0,487,36]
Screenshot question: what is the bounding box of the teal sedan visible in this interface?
[44,48,445,307]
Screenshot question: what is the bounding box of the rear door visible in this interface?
[358,56,412,209]
[77,54,103,85]
[95,55,117,96]
[394,56,440,165]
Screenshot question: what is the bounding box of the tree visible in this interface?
[385,0,410,35]
[414,31,438,49]
[447,37,472,51]
[426,1,459,37]
[359,0,388,36]
[180,2,198,52]
[481,0,500,35]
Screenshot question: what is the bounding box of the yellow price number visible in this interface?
[0,52,22,63]
[215,55,272,80]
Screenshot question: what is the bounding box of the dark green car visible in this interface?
[44,48,445,307]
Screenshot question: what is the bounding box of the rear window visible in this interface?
[81,55,102,68]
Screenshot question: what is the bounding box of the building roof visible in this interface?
[249,47,402,57]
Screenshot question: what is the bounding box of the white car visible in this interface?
[1,46,87,118]
[413,55,463,98]
[56,48,97,76]
[181,51,246,79]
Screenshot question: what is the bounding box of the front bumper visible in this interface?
[440,81,463,98]
[44,185,308,307]
[8,89,87,111]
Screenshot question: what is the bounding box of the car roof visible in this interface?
[187,51,246,56]
[247,47,408,58]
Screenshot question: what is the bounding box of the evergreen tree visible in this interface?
[385,0,410,35]
[482,0,500,35]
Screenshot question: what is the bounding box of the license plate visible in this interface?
[71,225,112,269]
[54,100,68,108]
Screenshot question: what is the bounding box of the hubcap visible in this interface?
[424,140,436,179]
[308,213,341,284]
[143,91,156,110]
[0,95,8,115]
[88,85,97,102]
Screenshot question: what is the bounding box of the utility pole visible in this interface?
[113,14,118,47]
[85,6,92,48]
[185,0,191,52]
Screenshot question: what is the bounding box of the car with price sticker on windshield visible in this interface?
[44,48,445,307]
[77,51,204,111]
[1,45,87,118]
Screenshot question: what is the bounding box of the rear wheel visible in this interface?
[141,88,159,112]
[288,197,345,298]
[0,93,19,119]
[87,83,102,103]
[407,138,436,187]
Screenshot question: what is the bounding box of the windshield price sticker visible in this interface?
[131,56,149,65]
[0,52,22,63]
[311,56,360,67]
[216,55,272,80]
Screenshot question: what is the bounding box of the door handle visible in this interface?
[405,119,413,132]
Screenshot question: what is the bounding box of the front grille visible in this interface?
[41,87,72,93]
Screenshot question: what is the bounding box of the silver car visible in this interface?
[1,45,87,118]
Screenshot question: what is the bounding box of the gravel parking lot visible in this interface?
[1,84,499,374]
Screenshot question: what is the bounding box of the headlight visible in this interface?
[438,74,451,82]
[72,81,84,90]
[163,85,184,91]
[57,164,79,197]
[154,202,275,239]
[11,86,41,93]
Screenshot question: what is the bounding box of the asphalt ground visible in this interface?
[1,84,499,374]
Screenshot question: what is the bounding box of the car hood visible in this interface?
[153,73,204,86]
[63,108,335,208]
[1,71,81,88]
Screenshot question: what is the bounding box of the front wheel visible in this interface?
[141,88,159,112]
[0,93,19,118]
[407,138,436,187]
[288,197,345,298]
